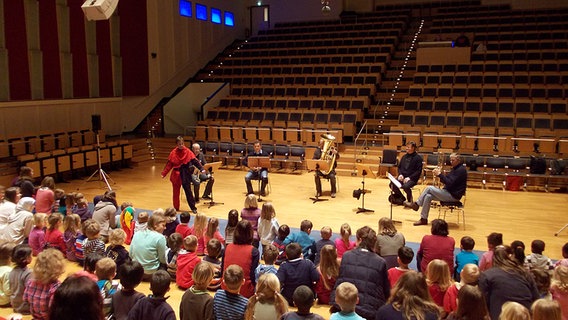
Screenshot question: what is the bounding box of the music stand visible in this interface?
[306,159,330,203]
[202,161,223,208]
[247,157,271,202]
[387,172,403,224]
[355,164,375,214]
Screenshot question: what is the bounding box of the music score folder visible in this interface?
[387,172,402,188]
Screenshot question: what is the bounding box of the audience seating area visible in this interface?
[190,125,342,171]
[0,129,132,181]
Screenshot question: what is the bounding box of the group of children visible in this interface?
[3,181,568,320]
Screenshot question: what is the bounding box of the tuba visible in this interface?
[318,133,337,175]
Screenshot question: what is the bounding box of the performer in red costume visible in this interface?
[161,136,205,213]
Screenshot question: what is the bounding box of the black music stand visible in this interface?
[386,172,403,224]
[247,157,271,202]
[306,159,330,203]
[201,161,223,208]
[355,164,375,214]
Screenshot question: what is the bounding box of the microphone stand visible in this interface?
[356,170,374,214]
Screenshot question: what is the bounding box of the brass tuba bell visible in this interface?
[318,133,337,175]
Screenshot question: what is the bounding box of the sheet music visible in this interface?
[387,172,402,188]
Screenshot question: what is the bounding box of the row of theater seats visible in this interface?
[17,140,132,181]
[200,74,380,87]
[251,27,403,42]
[472,50,568,62]
[416,61,568,73]
[195,140,312,171]
[200,112,354,139]
[194,125,343,146]
[210,64,385,76]
[433,12,568,26]
[218,97,368,112]
[407,83,568,100]
[397,111,568,136]
[230,85,374,98]
[0,129,104,159]
[231,44,394,58]
[386,129,568,156]
[423,152,568,191]
[413,71,568,86]
[403,96,568,114]
[241,36,398,49]
[266,14,410,31]
[217,53,390,67]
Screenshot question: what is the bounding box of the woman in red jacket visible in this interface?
[161,136,204,213]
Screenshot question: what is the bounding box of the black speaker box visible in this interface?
[91,114,102,132]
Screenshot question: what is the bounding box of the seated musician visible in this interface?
[313,138,340,198]
[243,141,269,196]
[389,141,423,205]
[191,143,214,202]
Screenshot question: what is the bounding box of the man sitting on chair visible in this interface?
[404,153,467,226]
[191,143,214,202]
[313,138,340,198]
[389,141,423,205]
[243,141,269,196]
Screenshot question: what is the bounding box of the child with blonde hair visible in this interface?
[242,194,261,248]
[426,259,453,307]
[134,211,149,233]
[532,299,561,320]
[499,301,531,320]
[314,226,334,265]
[315,244,339,305]
[180,261,215,319]
[96,257,119,317]
[444,263,480,313]
[45,213,65,253]
[83,219,105,257]
[203,217,225,255]
[244,273,289,320]
[63,214,82,261]
[551,265,568,318]
[331,282,363,320]
[193,213,208,255]
[258,202,279,253]
[28,213,47,256]
[224,209,239,245]
[23,249,66,319]
[105,228,130,275]
[335,223,356,259]
[73,197,91,222]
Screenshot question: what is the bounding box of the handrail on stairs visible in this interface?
[353,120,368,172]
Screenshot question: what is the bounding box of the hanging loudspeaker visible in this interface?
[82,0,119,21]
[91,114,102,132]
